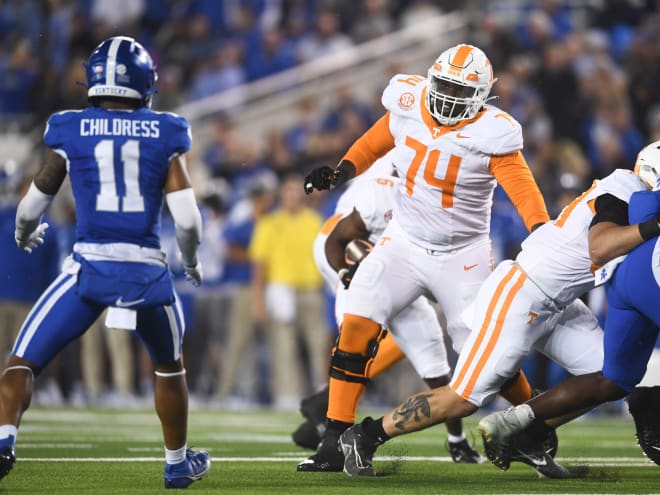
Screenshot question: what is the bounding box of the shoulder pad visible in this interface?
[598,168,647,201]
[463,105,523,155]
[381,74,426,118]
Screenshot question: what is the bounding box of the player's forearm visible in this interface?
[15,182,54,240]
[588,222,646,266]
[166,188,202,267]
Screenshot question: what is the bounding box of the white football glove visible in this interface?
[15,222,49,254]
[183,261,203,287]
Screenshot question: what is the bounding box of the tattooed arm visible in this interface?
[383,386,477,437]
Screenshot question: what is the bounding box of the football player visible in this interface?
[296,163,484,469]
[1,37,210,488]
[338,145,655,477]
[303,43,553,473]
[478,141,660,469]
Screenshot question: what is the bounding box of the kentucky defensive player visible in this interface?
[1,36,210,489]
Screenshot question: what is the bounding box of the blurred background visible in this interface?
[0,0,658,412]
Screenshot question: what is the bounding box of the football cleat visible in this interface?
[448,438,485,464]
[477,409,524,470]
[509,442,572,479]
[339,424,378,477]
[293,387,328,450]
[296,435,343,472]
[0,446,16,482]
[164,448,211,489]
[292,419,325,450]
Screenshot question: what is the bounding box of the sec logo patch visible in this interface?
[399,92,415,110]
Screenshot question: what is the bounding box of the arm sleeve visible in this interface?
[490,151,550,231]
[341,113,395,176]
[15,182,55,241]
[589,194,629,227]
[165,188,202,267]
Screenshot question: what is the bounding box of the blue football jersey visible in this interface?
[44,106,192,248]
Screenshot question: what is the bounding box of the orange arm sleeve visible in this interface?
[342,112,395,176]
[490,151,550,232]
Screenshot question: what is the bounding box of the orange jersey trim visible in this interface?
[342,113,395,176]
[319,213,343,235]
[489,151,550,231]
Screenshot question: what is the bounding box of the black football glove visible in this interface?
[337,262,360,289]
[304,161,356,195]
[304,166,334,194]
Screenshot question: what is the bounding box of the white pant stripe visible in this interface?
[15,274,77,357]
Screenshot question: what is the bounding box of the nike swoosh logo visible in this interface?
[456,133,470,139]
[115,297,145,308]
[464,264,478,271]
[516,450,548,466]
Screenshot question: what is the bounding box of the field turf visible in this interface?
[3,406,657,494]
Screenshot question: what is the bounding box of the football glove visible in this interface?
[304,166,334,194]
[15,222,49,254]
[183,261,203,287]
[304,162,354,194]
[337,263,360,289]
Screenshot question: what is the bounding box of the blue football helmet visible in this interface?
[85,36,157,107]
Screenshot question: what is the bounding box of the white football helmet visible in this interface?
[426,44,495,126]
[634,140,660,189]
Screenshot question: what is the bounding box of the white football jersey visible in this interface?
[381,74,523,250]
[334,173,399,246]
[516,169,647,306]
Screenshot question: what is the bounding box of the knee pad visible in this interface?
[330,314,386,383]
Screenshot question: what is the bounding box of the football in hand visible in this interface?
[344,239,374,265]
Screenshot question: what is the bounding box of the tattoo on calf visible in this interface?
[392,393,433,431]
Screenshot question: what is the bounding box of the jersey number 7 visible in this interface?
[404,135,461,208]
[94,139,145,213]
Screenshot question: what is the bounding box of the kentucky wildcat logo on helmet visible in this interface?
[426,44,495,126]
[85,36,157,107]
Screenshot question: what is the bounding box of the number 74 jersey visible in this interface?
[343,74,548,251]
[44,106,192,248]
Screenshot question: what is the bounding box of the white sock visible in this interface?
[510,404,535,429]
[165,444,187,465]
[447,432,466,443]
[0,425,17,446]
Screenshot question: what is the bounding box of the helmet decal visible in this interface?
[425,44,495,126]
[85,36,157,107]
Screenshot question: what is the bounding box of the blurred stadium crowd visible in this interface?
[0,0,659,410]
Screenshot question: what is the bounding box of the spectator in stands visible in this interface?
[216,173,277,404]
[249,173,330,409]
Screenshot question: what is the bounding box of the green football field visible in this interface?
[3,405,657,494]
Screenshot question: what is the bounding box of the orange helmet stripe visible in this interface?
[450,44,473,68]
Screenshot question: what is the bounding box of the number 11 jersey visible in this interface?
[44,106,191,248]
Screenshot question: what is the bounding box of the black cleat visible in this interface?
[292,419,325,450]
[297,435,343,472]
[448,438,485,464]
[300,386,328,423]
[293,387,328,450]
[0,447,15,481]
[509,445,572,478]
[339,423,378,477]
[510,421,571,478]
